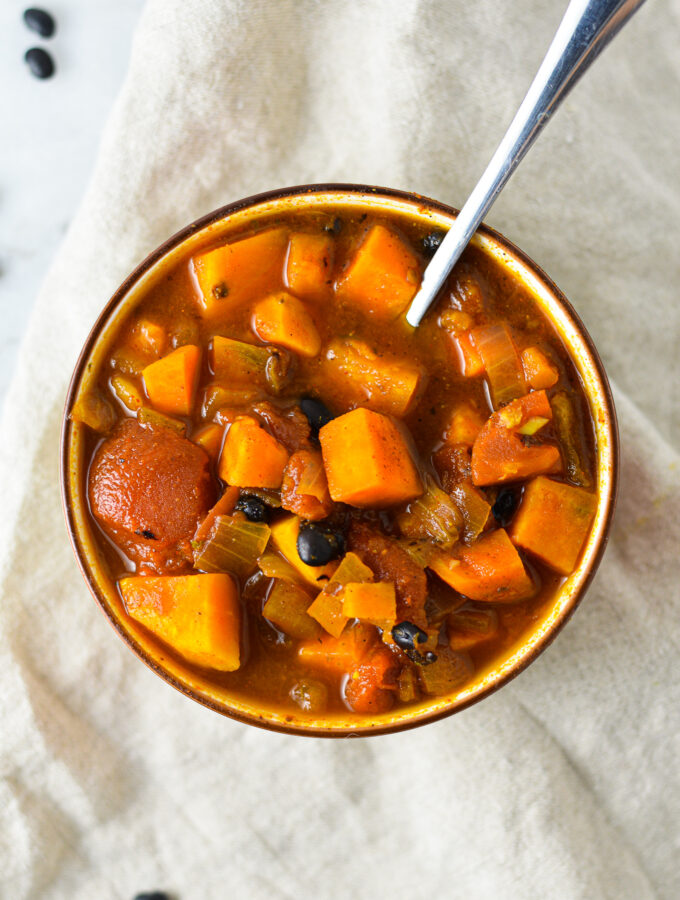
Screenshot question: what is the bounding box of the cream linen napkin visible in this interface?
[1,1,679,898]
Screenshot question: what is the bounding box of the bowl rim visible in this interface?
[60,182,619,738]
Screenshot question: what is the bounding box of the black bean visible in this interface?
[24,47,55,79]
[23,8,56,38]
[299,396,335,436]
[422,230,445,257]
[133,893,170,900]
[392,621,427,652]
[492,488,520,527]
[235,495,270,523]
[324,217,343,235]
[297,522,344,566]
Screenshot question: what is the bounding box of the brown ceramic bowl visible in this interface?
[61,184,618,737]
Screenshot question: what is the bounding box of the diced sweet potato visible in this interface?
[521,346,559,390]
[281,450,334,521]
[342,582,397,627]
[336,224,421,319]
[445,402,486,447]
[509,476,597,575]
[119,573,240,671]
[192,423,224,459]
[218,416,289,489]
[453,331,485,377]
[269,515,339,588]
[306,552,374,638]
[321,338,425,417]
[297,623,378,674]
[252,292,321,358]
[286,232,334,298]
[262,580,320,640]
[209,336,270,384]
[190,228,288,318]
[319,408,423,507]
[344,646,400,713]
[129,319,167,358]
[471,390,561,486]
[429,529,534,602]
[142,345,202,417]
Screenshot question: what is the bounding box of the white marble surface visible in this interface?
[0,0,145,411]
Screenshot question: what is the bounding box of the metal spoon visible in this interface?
[405,0,647,327]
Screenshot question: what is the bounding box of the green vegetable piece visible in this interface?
[137,405,187,436]
[551,391,592,488]
[418,649,471,696]
[70,389,116,434]
[194,515,271,577]
[263,580,321,640]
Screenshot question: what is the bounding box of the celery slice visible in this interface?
[551,391,592,488]
[194,515,270,577]
[110,375,144,412]
[472,324,526,408]
[258,551,302,583]
[137,405,187,436]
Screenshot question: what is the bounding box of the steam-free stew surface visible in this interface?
[72,204,597,721]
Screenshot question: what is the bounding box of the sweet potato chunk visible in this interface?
[252,292,321,358]
[336,224,421,318]
[286,232,334,298]
[521,346,559,390]
[306,552,374,637]
[142,345,201,417]
[342,582,397,627]
[190,228,288,318]
[509,476,597,575]
[120,573,240,671]
[429,529,534,602]
[218,416,289,489]
[321,338,425,417]
[89,419,215,573]
[471,390,561,486]
[319,408,423,507]
[297,623,378,675]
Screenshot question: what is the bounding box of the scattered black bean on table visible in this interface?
[133,893,171,900]
[23,7,56,38]
[24,46,55,79]
[297,522,344,566]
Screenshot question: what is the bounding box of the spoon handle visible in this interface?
[405,0,647,327]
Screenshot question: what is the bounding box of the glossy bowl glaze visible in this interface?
[61,184,618,737]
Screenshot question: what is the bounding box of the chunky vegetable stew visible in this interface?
[71,201,598,721]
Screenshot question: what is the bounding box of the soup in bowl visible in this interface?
[61,185,618,736]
